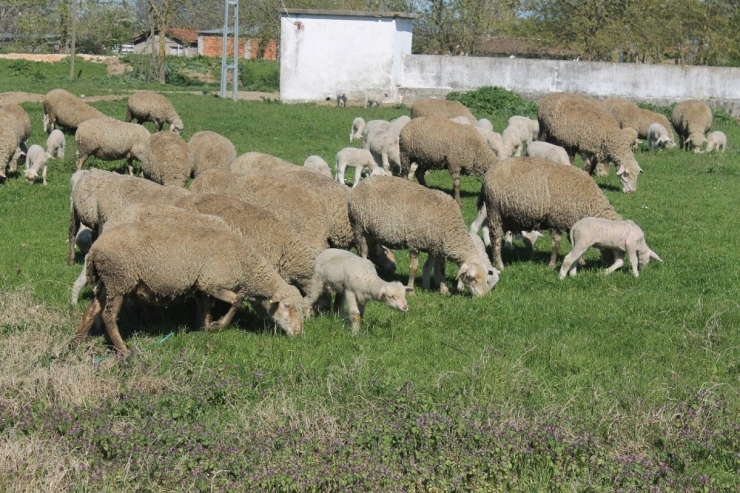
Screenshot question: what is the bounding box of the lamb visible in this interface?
[188,130,237,177]
[23,144,49,185]
[125,91,184,133]
[336,92,348,107]
[364,128,400,172]
[538,92,642,194]
[304,248,409,334]
[501,116,538,157]
[336,147,386,187]
[303,155,332,178]
[524,141,571,166]
[647,123,677,151]
[70,225,94,305]
[704,131,727,153]
[0,112,21,181]
[349,118,391,143]
[74,218,304,355]
[399,116,498,206]
[74,118,151,174]
[42,88,108,133]
[604,97,675,142]
[482,157,622,271]
[349,175,491,296]
[386,115,411,138]
[559,217,662,279]
[140,131,191,187]
[410,98,477,124]
[476,118,494,133]
[350,117,365,142]
[476,127,507,158]
[364,92,387,108]
[671,99,713,152]
[45,129,65,159]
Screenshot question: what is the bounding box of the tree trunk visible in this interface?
[157,17,166,84]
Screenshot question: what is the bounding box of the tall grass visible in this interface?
[1,82,739,490]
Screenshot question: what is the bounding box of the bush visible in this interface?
[446,86,538,119]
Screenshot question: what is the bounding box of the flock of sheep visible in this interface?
[0,87,726,356]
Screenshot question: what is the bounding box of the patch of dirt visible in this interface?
[0,92,43,105]
[181,68,217,85]
[0,90,280,106]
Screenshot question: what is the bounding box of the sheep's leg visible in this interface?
[75,153,88,172]
[628,248,640,277]
[303,274,326,315]
[42,165,47,186]
[125,109,133,123]
[452,170,462,208]
[407,249,419,293]
[421,255,435,290]
[344,292,362,335]
[470,204,487,235]
[434,257,450,296]
[206,289,241,330]
[548,229,561,269]
[74,294,103,344]
[603,252,625,276]
[559,243,591,279]
[414,165,427,187]
[127,158,136,176]
[195,295,215,327]
[71,257,88,305]
[381,150,390,171]
[503,231,514,250]
[352,165,363,188]
[101,294,128,355]
[67,209,80,266]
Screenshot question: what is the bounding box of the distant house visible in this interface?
[197,28,277,60]
[132,28,198,56]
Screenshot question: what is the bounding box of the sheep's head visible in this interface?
[24,169,37,184]
[615,156,642,194]
[170,118,184,134]
[379,282,410,312]
[369,243,396,274]
[456,261,491,297]
[636,244,663,271]
[267,287,304,336]
[688,132,707,153]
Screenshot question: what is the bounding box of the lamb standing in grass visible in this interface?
[705,131,727,153]
[304,248,409,334]
[502,116,539,157]
[336,92,347,107]
[303,155,332,178]
[647,123,677,151]
[126,91,184,133]
[23,144,49,185]
[559,217,662,279]
[386,115,411,138]
[364,129,400,172]
[74,118,151,174]
[335,147,386,187]
[46,129,65,159]
[188,130,236,177]
[671,99,712,152]
[364,92,387,108]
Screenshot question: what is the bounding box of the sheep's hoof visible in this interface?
[439,284,450,296]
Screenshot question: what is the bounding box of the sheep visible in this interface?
[140,131,191,187]
[304,248,409,334]
[476,118,494,133]
[74,219,304,355]
[501,116,538,157]
[42,88,107,133]
[125,91,184,133]
[647,123,677,151]
[74,118,151,175]
[364,92,387,108]
[188,130,237,177]
[410,98,476,124]
[704,131,727,153]
[386,115,411,138]
[303,155,333,178]
[0,104,31,145]
[469,201,543,252]
[175,193,318,294]
[364,129,400,172]
[671,100,713,152]
[336,92,348,107]
[399,116,498,207]
[349,118,391,144]
[0,112,21,181]
[476,127,507,159]
[525,141,571,166]
[23,144,49,185]
[482,157,622,271]
[603,97,675,142]
[45,129,65,159]
[349,175,491,296]
[350,117,365,142]
[335,147,385,187]
[559,217,662,279]
[538,92,642,194]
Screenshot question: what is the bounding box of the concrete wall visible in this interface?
[399,55,740,112]
[279,11,414,103]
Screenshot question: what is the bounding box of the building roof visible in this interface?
[279,8,417,19]
[132,28,198,46]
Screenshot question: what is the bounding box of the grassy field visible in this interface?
[1,77,740,491]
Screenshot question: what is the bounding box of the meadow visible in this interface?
[1,64,740,491]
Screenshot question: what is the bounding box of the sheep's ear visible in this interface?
[616,164,626,175]
[269,295,282,304]
[649,250,663,262]
[455,263,470,280]
[404,286,413,292]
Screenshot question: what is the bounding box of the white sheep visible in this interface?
[386,115,411,138]
[501,116,538,157]
[126,91,184,133]
[304,248,409,334]
[449,116,474,125]
[303,155,333,178]
[559,217,662,279]
[524,141,571,166]
[705,131,727,153]
[363,128,400,172]
[449,232,499,292]
[23,144,49,185]
[647,123,677,152]
[469,201,543,251]
[476,127,507,159]
[45,129,65,159]
[476,118,494,133]
[349,118,390,143]
[364,92,387,108]
[335,147,385,187]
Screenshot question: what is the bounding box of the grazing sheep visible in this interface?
[482,157,622,271]
[386,115,411,138]
[140,131,191,187]
[559,217,662,279]
[126,91,184,133]
[501,116,538,157]
[476,127,507,159]
[671,100,713,152]
[349,175,491,296]
[364,92,387,108]
[336,92,348,107]
[23,144,49,185]
[188,130,237,177]
[0,104,31,145]
[0,112,21,181]
[350,117,365,142]
[538,92,642,194]
[525,141,571,166]
[336,148,384,187]
[74,118,151,174]
[43,88,108,133]
[410,98,477,124]
[647,123,677,151]
[455,232,500,291]
[45,129,65,159]
[705,131,727,153]
[176,193,319,293]
[399,116,498,206]
[476,118,494,133]
[364,129,400,172]
[604,97,675,141]
[75,219,304,355]
[303,155,333,178]
[304,248,409,334]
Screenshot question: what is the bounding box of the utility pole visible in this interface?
[220,0,239,101]
[69,0,77,79]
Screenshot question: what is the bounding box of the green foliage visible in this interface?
[447,86,538,119]
[239,60,280,92]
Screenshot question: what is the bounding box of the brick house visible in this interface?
[197,28,277,60]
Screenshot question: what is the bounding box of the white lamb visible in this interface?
[470,202,542,250]
[303,155,332,178]
[364,129,400,172]
[335,147,385,187]
[501,116,538,157]
[45,129,65,159]
[525,141,571,166]
[705,131,727,153]
[364,92,387,108]
[647,123,677,152]
[386,116,411,138]
[24,144,49,185]
[476,127,507,158]
[349,117,390,143]
[454,232,500,292]
[559,217,662,279]
[336,92,348,108]
[304,248,409,334]
[476,118,494,133]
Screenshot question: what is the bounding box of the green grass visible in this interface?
[1,90,740,490]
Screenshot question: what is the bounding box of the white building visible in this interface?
[279,9,416,104]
